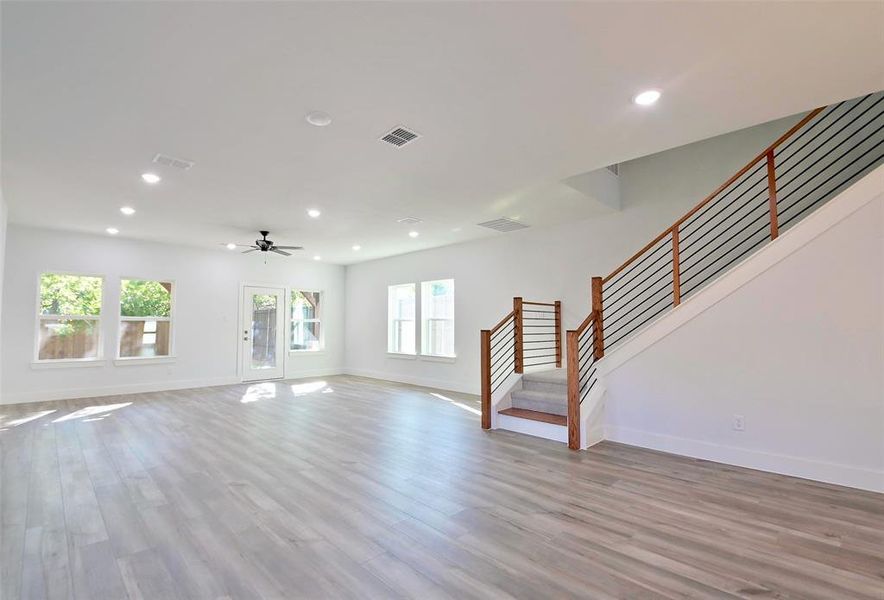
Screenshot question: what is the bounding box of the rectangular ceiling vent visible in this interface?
[476,217,529,233]
[396,217,423,225]
[380,126,420,148]
[152,153,195,170]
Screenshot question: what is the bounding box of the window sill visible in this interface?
[288,349,325,355]
[420,354,457,363]
[31,359,107,370]
[387,352,417,360]
[114,356,176,366]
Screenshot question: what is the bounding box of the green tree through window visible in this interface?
[120,280,172,317]
[40,274,102,315]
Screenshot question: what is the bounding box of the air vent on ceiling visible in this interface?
[380,126,420,148]
[476,217,530,233]
[152,153,195,170]
[397,217,423,225]
[606,163,619,176]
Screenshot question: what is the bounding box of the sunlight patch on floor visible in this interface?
[241,382,277,403]
[3,409,57,427]
[291,381,327,396]
[53,403,132,423]
[430,392,481,415]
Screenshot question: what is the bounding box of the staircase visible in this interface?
[481,90,884,449]
[498,369,568,425]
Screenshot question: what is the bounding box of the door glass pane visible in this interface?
[251,294,278,369]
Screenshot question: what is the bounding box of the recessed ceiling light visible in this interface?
[408,231,419,238]
[633,90,661,106]
[307,208,321,218]
[226,243,237,250]
[313,255,321,261]
[141,173,161,184]
[352,245,361,251]
[106,227,119,235]
[305,111,332,127]
[120,206,135,216]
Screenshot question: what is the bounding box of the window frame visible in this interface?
[33,271,106,365]
[387,282,417,356]
[115,276,176,364]
[420,278,455,359]
[288,289,324,353]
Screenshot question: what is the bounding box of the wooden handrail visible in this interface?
[603,106,826,284]
[522,300,557,307]
[489,310,515,335]
[573,310,596,336]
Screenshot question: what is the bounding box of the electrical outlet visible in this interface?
[733,415,745,431]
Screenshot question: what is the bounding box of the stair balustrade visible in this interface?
[480,298,562,429]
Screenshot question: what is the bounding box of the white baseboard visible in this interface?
[342,367,476,395]
[285,367,345,380]
[0,368,347,406]
[606,425,884,493]
[0,376,242,406]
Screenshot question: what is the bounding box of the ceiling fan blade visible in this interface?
[242,248,258,254]
[274,245,303,250]
[270,248,291,256]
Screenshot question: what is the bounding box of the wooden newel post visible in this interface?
[480,329,491,430]
[672,226,681,307]
[566,330,580,450]
[766,150,780,240]
[554,300,562,368]
[591,278,604,359]
[513,297,524,373]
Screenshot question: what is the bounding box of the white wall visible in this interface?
[0,226,345,404]
[604,174,884,491]
[344,114,801,392]
[0,191,7,396]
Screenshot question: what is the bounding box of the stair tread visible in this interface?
[498,408,567,426]
[511,388,567,404]
[522,369,567,384]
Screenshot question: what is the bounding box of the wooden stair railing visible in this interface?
[481,298,562,429]
[565,91,884,449]
[565,310,600,449]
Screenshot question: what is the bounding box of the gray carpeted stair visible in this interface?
[511,369,567,416]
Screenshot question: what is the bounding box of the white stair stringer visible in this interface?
[579,372,607,449]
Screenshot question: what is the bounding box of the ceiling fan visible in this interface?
[237,231,303,256]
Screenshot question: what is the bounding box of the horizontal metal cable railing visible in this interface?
[480,298,562,429]
[561,90,884,451]
[596,90,884,355]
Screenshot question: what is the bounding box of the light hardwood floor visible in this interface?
[1,375,882,599]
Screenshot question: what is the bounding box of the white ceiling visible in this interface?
[3,1,883,264]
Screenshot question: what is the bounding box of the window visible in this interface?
[37,273,103,360]
[119,279,173,358]
[387,283,416,354]
[421,279,455,357]
[291,290,322,351]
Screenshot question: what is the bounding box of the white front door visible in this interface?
[241,286,286,381]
